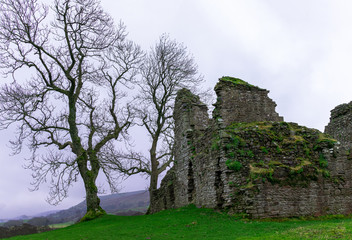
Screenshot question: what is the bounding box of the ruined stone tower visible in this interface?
[152,76,352,218]
[172,89,209,208]
[213,77,283,126]
[325,101,352,149]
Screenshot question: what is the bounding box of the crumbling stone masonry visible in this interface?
[325,101,352,149]
[213,77,283,125]
[151,76,352,218]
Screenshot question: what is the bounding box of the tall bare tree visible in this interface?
[102,34,203,211]
[0,0,142,220]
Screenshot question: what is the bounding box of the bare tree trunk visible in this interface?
[84,176,105,218]
[148,171,158,213]
[79,155,106,221]
[147,146,159,214]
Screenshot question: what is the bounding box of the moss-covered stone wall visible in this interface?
[152,77,352,218]
[213,77,283,126]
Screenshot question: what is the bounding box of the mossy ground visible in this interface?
[8,205,352,240]
[79,207,106,222]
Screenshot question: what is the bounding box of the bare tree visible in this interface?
[0,0,142,220]
[101,34,203,211]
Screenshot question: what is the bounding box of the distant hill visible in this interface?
[33,210,61,218]
[0,211,60,224]
[46,190,149,224]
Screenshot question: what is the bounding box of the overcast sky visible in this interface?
[1,0,352,219]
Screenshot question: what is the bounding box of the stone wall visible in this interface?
[213,77,283,126]
[250,150,352,217]
[151,88,210,213]
[152,77,352,218]
[219,123,352,218]
[172,88,209,208]
[325,101,352,149]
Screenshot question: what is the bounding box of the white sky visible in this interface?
[1,0,352,219]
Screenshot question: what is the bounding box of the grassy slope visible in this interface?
[48,222,74,229]
[7,205,352,240]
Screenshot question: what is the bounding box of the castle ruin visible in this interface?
[151,77,352,218]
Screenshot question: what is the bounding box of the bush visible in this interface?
[3,220,23,227]
[319,153,328,168]
[28,217,49,227]
[226,160,242,171]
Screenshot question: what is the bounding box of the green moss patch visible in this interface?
[219,76,263,90]
[226,160,243,171]
[80,208,106,222]
[222,121,338,188]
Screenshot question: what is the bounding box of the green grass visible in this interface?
[49,221,74,229]
[7,205,352,239]
[219,76,263,90]
[220,76,254,87]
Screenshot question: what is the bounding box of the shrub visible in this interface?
[260,146,269,154]
[211,141,219,151]
[319,153,328,168]
[227,152,235,158]
[226,160,242,171]
[247,150,255,158]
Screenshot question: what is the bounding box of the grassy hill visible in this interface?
[46,190,149,223]
[7,205,352,240]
